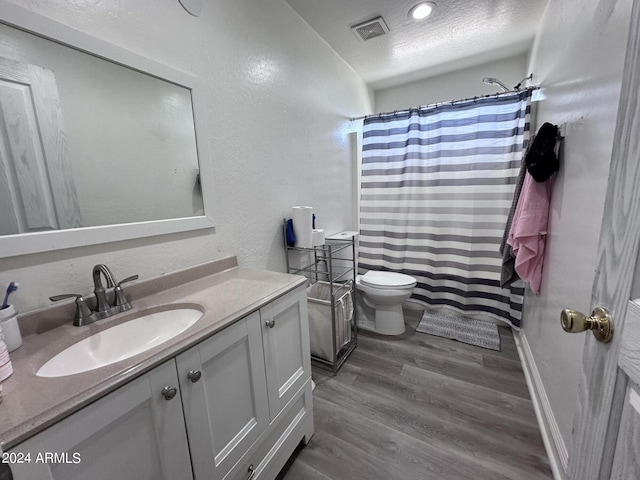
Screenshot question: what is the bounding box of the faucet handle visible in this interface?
[113,275,139,307]
[50,294,93,326]
[117,275,139,286]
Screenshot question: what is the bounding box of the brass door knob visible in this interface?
[560,307,614,343]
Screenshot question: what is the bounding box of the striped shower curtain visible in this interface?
[359,91,531,328]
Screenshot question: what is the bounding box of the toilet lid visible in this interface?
[360,271,416,288]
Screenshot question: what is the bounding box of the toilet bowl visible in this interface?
[355,271,417,335]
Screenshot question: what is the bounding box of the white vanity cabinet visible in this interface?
[176,311,270,480]
[7,285,313,480]
[8,360,194,480]
[177,285,313,480]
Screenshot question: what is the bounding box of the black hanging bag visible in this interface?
[526,122,559,182]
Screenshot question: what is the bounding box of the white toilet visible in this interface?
[355,270,417,335]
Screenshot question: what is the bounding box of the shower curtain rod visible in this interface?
[349,85,539,122]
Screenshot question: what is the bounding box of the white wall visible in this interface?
[374,54,528,113]
[522,0,632,472]
[0,0,371,313]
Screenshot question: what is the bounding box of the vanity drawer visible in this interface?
[224,380,313,480]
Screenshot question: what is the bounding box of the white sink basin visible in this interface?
[36,308,203,378]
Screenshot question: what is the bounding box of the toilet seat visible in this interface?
[359,271,416,289]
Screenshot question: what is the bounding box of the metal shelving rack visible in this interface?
[283,220,357,374]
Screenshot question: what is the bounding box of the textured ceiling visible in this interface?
[284,0,549,90]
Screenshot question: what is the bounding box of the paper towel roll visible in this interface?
[292,206,313,248]
[312,229,325,246]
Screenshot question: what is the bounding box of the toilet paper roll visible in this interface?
[312,229,325,246]
[292,206,313,248]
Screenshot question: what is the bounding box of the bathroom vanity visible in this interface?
[0,257,313,480]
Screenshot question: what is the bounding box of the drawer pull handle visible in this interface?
[161,386,177,401]
[265,320,275,328]
[187,370,202,383]
[247,464,255,480]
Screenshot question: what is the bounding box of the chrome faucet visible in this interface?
[50,265,138,326]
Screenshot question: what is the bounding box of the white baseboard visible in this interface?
[513,330,568,480]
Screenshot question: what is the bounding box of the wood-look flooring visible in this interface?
[278,307,553,480]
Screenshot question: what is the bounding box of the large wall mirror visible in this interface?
[0,1,214,258]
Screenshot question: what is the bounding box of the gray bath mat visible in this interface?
[416,310,500,351]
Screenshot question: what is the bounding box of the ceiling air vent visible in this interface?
[351,16,389,42]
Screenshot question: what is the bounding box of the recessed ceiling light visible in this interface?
[409,2,436,20]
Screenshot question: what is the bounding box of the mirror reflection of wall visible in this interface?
[0,21,204,235]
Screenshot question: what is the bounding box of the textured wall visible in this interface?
[374,54,528,113]
[524,0,632,458]
[0,0,371,312]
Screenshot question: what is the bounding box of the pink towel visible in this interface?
[507,172,553,294]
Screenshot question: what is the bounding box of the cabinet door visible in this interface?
[8,360,193,480]
[176,312,269,480]
[261,286,311,420]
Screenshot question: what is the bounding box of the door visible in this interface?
[176,312,270,480]
[261,286,311,420]
[609,301,640,478]
[565,2,640,479]
[8,360,193,480]
[0,57,81,235]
